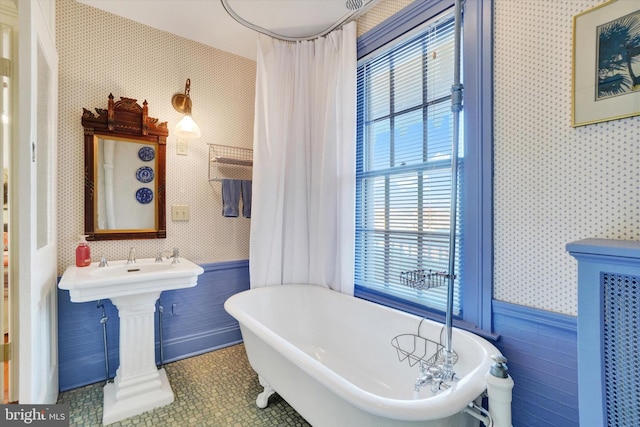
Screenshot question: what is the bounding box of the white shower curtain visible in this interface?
[249,22,356,295]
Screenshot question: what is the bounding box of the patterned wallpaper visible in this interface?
[56,0,640,315]
[493,0,640,315]
[56,0,255,273]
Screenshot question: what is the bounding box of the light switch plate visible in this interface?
[171,204,189,221]
[176,138,187,156]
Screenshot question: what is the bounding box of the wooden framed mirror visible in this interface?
[82,94,167,240]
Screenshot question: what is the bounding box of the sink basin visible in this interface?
[90,262,174,279]
[58,257,205,303]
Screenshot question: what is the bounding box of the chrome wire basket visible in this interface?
[399,269,452,291]
[391,318,458,368]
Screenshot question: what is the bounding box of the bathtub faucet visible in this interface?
[415,365,442,395]
[415,362,456,395]
[440,350,457,382]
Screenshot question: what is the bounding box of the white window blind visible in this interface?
[355,9,462,315]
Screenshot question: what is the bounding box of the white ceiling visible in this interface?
[76,0,376,61]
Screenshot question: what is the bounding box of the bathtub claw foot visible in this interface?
[256,376,275,409]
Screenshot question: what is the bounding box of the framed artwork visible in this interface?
[573,0,640,126]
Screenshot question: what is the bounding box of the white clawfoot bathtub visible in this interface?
[224,284,508,427]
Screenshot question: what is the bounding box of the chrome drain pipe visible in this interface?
[157,300,164,369]
[462,401,492,426]
[97,300,111,384]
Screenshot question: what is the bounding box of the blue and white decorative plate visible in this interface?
[135,187,154,204]
[138,146,155,162]
[136,166,154,183]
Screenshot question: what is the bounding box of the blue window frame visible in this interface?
[355,0,493,335]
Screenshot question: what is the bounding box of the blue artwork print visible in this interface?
[597,10,640,99]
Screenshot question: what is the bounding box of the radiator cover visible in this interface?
[602,273,640,426]
[567,239,640,427]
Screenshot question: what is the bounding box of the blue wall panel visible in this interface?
[57,290,121,391]
[493,301,578,427]
[57,260,249,392]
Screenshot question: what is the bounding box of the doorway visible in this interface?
[0,0,17,404]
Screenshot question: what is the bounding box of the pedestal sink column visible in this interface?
[102,291,173,425]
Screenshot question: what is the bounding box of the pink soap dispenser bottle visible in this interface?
[75,235,91,267]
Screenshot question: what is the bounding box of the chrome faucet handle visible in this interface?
[171,247,180,264]
[418,360,429,375]
[155,250,177,262]
[99,255,108,267]
[127,247,136,264]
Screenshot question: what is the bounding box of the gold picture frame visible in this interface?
[572,0,640,127]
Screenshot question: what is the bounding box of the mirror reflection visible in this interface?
[95,137,157,231]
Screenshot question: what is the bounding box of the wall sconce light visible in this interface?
[171,78,201,138]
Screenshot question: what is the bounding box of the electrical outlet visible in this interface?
[176,138,188,156]
[171,204,190,221]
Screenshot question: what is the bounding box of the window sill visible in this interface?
[355,285,500,342]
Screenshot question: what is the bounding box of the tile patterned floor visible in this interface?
[57,344,311,426]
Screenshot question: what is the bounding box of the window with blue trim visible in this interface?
[355,0,493,334]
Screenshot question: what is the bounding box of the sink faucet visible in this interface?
[127,247,136,264]
[155,251,168,262]
[154,247,180,264]
[99,255,109,268]
[170,247,180,264]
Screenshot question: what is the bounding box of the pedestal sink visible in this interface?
[58,257,204,425]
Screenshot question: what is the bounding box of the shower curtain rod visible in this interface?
[220,0,374,42]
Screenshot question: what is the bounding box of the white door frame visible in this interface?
[16,0,58,404]
[0,0,19,404]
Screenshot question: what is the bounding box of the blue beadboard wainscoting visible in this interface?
[58,260,249,391]
[493,301,578,427]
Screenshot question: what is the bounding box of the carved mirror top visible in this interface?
[82,94,169,138]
